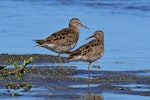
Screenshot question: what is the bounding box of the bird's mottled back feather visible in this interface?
[67,30,104,62]
[34,18,88,54]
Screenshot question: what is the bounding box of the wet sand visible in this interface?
[0,54,150,100]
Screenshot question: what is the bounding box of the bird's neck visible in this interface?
[70,26,79,33]
[97,39,104,44]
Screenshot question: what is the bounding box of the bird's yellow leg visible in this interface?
[94,61,97,66]
[88,62,91,80]
[58,54,64,68]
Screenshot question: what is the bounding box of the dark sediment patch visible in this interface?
[0,53,68,65]
[0,66,150,97]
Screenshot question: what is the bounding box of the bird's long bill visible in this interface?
[81,24,89,29]
[86,35,94,40]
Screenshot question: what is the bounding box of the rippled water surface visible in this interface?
[1,0,150,71]
[0,0,150,70]
[0,0,150,99]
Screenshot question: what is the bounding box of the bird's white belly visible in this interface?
[82,56,100,62]
[81,52,104,62]
[43,43,75,53]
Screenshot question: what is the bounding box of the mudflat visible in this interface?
[0,54,150,100]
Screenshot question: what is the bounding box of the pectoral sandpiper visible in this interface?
[34,18,88,66]
[67,30,104,78]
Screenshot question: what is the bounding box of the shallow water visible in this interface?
[0,0,150,71]
[0,0,150,100]
[103,93,150,100]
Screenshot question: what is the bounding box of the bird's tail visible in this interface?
[65,51,78,61]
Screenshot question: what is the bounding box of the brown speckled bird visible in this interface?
[34,18,88,66]
[67,30,104,78]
